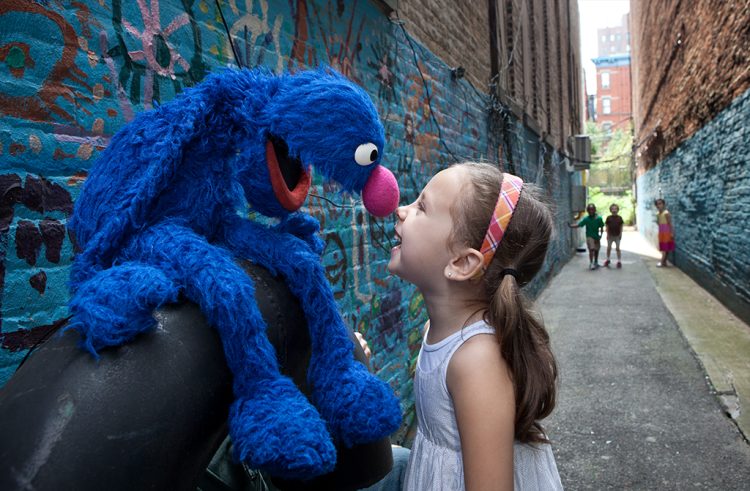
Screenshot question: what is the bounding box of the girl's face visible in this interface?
[388,166,467,290]
[610,205,619,215]
[656,201,665,211]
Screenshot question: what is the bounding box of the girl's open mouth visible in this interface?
[266,135,311,211]
[392,230,402,252]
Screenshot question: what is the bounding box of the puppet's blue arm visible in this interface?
[220,214,403,447]
[121,221,336,478]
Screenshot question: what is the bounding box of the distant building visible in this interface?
[586,94,597,122]
[598,14,630,56]
[592,53,631,131]
[592,14,631,132]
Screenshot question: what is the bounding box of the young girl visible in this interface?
[389,162,562,490]
[655,198,675,267]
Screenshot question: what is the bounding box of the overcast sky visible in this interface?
[578,0,631,95]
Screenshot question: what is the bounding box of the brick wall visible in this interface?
[396,0,491,94]
[631,0,750,170]
[0,0,582,445]
[632,0,750,322]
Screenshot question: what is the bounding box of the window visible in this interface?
[602,97,611,114]
[610,34,615,41]
[601,72,610,89]
[601,35,606,42]
[602,122,613,133]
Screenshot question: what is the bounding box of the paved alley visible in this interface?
[540,230,750,490]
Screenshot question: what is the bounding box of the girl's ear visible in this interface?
[445,248,485,281]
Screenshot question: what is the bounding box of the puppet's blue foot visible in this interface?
[311,361,402,448]
[67,264,179,355]
[230,377,337,479]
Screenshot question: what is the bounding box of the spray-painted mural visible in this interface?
[1,0,574,444]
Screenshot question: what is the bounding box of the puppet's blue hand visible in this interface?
[230,376,336,478]
[274,213,324,255]
[66,263,179,356]
[310,358,403,447]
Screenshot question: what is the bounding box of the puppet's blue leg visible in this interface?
[125,222,336,478]
[66,263,179,356]
[222,217,402,448]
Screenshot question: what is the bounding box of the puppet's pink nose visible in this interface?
[362,165,400,217]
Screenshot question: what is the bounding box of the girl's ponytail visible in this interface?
[489,270,557,444]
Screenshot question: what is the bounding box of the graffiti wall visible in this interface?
[0,0,574,444]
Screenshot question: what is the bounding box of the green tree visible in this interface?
[585,122,635,224]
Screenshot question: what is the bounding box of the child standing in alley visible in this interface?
[389,162,562,490]
[604,203,624,268]
[655,198,675,267]
[569,203,604,270]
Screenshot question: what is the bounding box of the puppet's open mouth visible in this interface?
[266,135,312,211]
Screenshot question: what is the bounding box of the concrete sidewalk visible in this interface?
[539,230,750,489]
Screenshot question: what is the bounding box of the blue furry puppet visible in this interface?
[67,67,402,479]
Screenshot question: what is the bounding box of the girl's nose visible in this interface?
[395,205,407,221]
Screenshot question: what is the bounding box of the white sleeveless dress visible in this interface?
[403,321,563,490]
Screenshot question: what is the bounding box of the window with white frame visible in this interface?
[601,72,610,89]
[602,97,612,114]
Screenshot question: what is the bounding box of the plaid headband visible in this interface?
[479,173,524,268]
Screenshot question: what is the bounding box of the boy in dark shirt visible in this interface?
[604,204,624,268]
[569,203,604,270]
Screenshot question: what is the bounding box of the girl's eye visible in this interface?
[354,143,379,166]
[417,201,425,212]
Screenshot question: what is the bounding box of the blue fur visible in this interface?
[67,68,402,479]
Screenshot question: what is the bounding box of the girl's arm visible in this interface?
[448,334,515,491]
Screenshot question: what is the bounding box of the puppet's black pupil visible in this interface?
[370,149,378,162]
[270,135,302,190]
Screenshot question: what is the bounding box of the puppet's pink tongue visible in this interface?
[362,165,399,217]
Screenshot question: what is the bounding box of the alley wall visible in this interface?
[631,0,750,322]
[0,0,582,444]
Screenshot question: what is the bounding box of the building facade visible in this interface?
[631,0,750,322]
[592,14,631,131]
[598,14,630,56]
[0,0,583,442]
[592,54,631,131]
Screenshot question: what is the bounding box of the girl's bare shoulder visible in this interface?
[447,333,509,385]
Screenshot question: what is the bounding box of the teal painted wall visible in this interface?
[636,87,750,323]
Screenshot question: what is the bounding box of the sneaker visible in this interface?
[656,262,663,267]
[603,260,610,267]
[616,261,622,269]
[594,262,600,269]
[590,263,596,270]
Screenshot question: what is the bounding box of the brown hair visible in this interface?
[450,162,557,444]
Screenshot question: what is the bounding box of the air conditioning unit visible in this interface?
[571,135,591,171]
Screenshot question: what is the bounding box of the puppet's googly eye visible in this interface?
[355,143,379,166]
